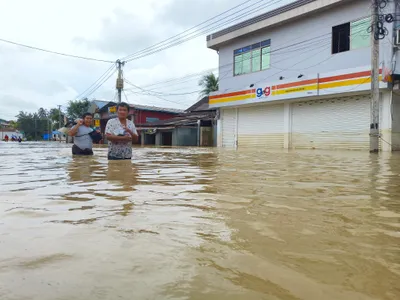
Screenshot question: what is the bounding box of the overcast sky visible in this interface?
[0,0,294,120]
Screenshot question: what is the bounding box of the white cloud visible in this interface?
[0,0,295,120]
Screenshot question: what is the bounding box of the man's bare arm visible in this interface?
[105,133,132,142]
[68,121,82,136]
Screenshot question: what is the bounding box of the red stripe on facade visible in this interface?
[209,89,254,100]
[319,69,383,84]
[275,79,318,90]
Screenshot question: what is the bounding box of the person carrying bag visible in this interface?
[68,113,102,156]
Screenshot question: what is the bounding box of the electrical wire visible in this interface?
[124,80,187,106]
[78,66,117,100]
[122,0,286,63]
[120,0,256,61]
[75,64,116,99]
[123,90,129,102]
[0,37,115,63]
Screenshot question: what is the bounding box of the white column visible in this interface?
[283,102,292,149]
[391,91,400,150]
[235,108,238,149]
[380,91,392,151]
[216,119,222,147]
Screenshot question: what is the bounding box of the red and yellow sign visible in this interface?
[94,119,100,127]
[209,66,388,107]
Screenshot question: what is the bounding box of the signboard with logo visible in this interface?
[109,106,116,113]
[209,66,390,108]
[94,119,100,127]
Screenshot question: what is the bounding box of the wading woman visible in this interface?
[105,102,138,160]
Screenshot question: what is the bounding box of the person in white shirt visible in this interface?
[105,102,138,160]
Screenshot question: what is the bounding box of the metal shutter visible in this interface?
[291,95,370,150]
[238,104,284,148]
[221,108,237,148]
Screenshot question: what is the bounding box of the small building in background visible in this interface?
[1,129,24,141]
[0,119,24,141]
[96,101,183,144]
[139,97,218,147]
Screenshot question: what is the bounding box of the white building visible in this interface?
[207,0,400,151]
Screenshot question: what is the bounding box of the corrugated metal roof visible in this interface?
[206,0,317,41]
[185,96,215,112]
[140,111,216,128]
[97,101,184,114]
[92,100,110,109]
[130,103,184,114]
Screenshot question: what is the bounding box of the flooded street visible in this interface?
[0,142,399,300]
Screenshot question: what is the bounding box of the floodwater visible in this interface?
[0,142,399,300]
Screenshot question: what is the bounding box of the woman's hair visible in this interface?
[82,112,93,119]
[117,102,130,111]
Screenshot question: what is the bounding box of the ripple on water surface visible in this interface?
[0,141,399,300]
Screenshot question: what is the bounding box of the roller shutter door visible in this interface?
[291,95,370,150]
[237,104,284,148]
[221,108,237,148]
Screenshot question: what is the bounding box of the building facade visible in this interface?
[138,97,218,147]
[97,102,183,144]
[207,0,400,151]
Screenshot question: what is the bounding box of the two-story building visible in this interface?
[207,0,400,151]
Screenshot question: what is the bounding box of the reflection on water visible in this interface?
[0,142,399,300]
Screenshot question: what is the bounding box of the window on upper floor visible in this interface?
[332,16,371,54]
[234,39,270,76]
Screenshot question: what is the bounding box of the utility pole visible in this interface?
[48,118,51,141]
[370,0,380,153]
[57,105,62,142]
[34,116,37,141]
[116,60,125,103]
[57,105,62,128]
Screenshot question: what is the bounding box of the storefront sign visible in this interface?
[209,66,389,108]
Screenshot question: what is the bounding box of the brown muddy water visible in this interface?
[0,142,399,300]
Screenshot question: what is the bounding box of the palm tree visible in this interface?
[198,72,219,98]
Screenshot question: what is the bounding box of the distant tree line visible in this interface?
[14,98,90,141]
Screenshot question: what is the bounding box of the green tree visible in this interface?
[48,108,64,129]
[16,108,52,141]
[198,72,219,98]
[8,120,18,129]
[66,98,90,120]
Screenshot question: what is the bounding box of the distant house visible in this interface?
[96,101,183,144]
[0,119,25,140]
[88,99,111,114]
[1,128,24,140]
[139,96,218,147]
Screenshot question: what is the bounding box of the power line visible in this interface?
[124,79,187,106]
[0,37,115,63]
[75,65,117,100]
[122,0,286,63]
[123,0,284,63]
[120,0,257,62]
[126,89,201,97]
[75,64,116,99]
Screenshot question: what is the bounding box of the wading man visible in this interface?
[105,102,138,160]
[68,113,95,156]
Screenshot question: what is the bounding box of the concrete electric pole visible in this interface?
[370,0,380,152]
[57,105,62,142]
[116,60,125,103]
[57,105,62,127]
